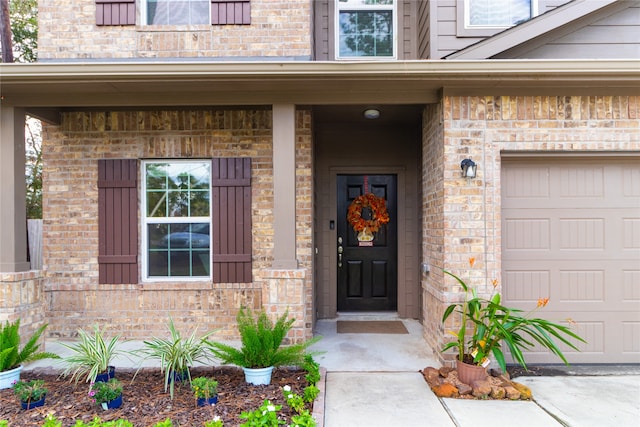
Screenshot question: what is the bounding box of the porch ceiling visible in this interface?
[1,60,639,113]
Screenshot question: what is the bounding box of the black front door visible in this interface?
[337,174,397,311]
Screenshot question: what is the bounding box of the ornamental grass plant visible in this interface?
[207,308,320,369]
[137,317,214,399]
[442,257,586,372]
[59,325,124,384]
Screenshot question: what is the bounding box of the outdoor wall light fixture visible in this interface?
[461,158,477,178]
[363,108,381,119]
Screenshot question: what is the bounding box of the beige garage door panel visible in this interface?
[502,158,640,364]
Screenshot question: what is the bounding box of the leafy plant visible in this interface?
[207,308,319,369]
[442,257,586,372]
[204,417,224,427]
[59,325,124,384]
[42,414,62,427]
[12,379,47,402]
[0,319,59,372]
[290,411,316,427]
[282,385,305,413]
[137,317,213,399]
[152,420,173,427]
[72,417,133,427]
[302,355,320,386]
[240,399,285,426]
[89,378,122,404]
[191,376,218,399]
[303,385,319,403]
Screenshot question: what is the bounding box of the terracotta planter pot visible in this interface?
[456,359,487,385]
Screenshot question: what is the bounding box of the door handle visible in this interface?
[338,237,343,267]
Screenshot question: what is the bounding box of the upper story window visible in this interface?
[146,0,210,25]
[336,0,396,59]
[465,0,535,28]
[142,161,212,280]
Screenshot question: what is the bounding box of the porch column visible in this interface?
[0,105,30,272]
[271,104,298,269]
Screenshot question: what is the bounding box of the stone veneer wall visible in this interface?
[37,0,312,60]
[41,108,313,341]
[424,95,640,366]
[0,271,47,341]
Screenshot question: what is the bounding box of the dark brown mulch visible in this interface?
[0,367,311,427]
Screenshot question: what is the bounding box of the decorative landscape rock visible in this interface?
[432,382,459,398]
[421,366,534,401]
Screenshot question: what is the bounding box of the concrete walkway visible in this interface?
[26,316,640,426]
[309,316,640,427]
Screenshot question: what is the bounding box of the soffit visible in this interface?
[1,60,639,110]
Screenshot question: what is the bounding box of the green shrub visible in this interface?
[0,319,59,372]
[207,308,319,369]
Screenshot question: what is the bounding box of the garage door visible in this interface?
[502,157,640,364]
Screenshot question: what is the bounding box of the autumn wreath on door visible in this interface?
[347,192,390,245]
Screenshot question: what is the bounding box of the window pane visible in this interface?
[339,11,393,57]
[339,0,394,6]
[469,0,532,26]
[147,0,209,25]
[146,162,210,219]
[190,191,210,216]
[147,223,210,277]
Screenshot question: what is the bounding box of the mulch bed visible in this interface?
[0,367,311,426]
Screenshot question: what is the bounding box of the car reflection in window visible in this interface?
[162,224,210,248]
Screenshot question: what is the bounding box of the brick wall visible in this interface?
[425,95,640,366]
[38,0,312,60]
[41,108,313,341]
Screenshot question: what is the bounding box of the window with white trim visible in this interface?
[465,0,535,28]
[336,0,396,59]
[142,160,212,280]
[145,0,210,25]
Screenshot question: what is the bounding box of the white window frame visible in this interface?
[142,0,211,26]
[141,159,212,282]
[335,0,397,60]
[463,0,538,30]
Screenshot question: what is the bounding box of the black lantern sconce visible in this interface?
[460,158,477,178]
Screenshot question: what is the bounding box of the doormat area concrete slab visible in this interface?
[336,320,408,334]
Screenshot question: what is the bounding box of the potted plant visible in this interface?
[137,317,213,399]
[59,325,124,384]
[89,378,123,410]
[13,379,48,410]
[0,319,59,389]
[442,257,586,384]
[207,308,319,385]
[191,376,219,406]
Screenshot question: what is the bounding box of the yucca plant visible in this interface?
[59,325,124,384]
[207,308,319,369]
[137,317,213,399]
[0,319,59,372]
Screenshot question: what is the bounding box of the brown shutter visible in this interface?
[211,0,251,25]
[212,158,252,283]
[98,159,138,284]
[96,0,136,26]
